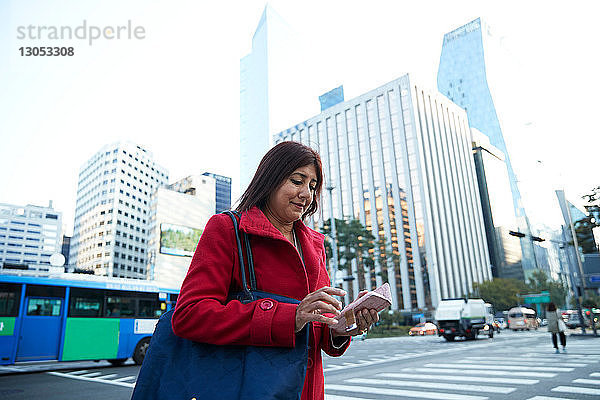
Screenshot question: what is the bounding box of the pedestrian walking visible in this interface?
[170,141,379,399]
[546,302,567,353]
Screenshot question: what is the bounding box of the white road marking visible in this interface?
[66,370,89,375]
[113,375,137,382]
[47,371,135,388]
[345,377,515,394]
[325,384,488,400]
[552,385,600,395]
[379,372,538,385]
[591,372,600,377]
[408,367,556,378]
[459,359,585,367]
[573,378,600,385]
[527,396,572,400]
[77,372,103,378]
[326,395,372,400]
[427,363,573,372]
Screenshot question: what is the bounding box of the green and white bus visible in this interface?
[0,273,178,366]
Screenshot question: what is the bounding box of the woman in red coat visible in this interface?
[172,141,379,399]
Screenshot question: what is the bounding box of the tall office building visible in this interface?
[240,5,321,191]
[275,74,491,311]
[70,142,169,279]
[437,18,538,277]
[472,129,523,279]
[0,202,62,268]
[201,172,231,213]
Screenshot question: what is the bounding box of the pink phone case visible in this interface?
[331,282,392,332]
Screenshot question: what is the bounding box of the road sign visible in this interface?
[520,292,551,304]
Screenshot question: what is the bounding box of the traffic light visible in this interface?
[509,231,526,238]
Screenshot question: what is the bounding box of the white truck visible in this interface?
[435,298,495,341]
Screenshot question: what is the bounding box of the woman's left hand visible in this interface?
[331,290,379,337]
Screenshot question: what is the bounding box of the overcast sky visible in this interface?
[1,0,598,235]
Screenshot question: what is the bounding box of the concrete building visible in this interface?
[147,175,215,289]
[201,172,232,213]
[69,142,169,279]
[0,202,62,268]
[275,74,491,311]
[437,18,539,275]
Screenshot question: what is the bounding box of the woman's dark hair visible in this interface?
[547,302,557,312]
[236,141,323,220]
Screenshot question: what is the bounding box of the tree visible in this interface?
[577,185,600,253]
[526,270,568,308]
[471,278,528,311]
[321,218,375,283]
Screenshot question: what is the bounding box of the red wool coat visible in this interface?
[172,207,350,400]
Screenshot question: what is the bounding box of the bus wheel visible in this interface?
[133,338,151,365]
[108,358,128,366]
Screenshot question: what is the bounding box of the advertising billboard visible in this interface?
[159,223,202,257]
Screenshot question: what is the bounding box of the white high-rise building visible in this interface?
[70,142,168,279]
[240,5,324,191]
[275,74,491,311]
[0,202,62,267]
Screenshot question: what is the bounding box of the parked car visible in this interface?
[409,322,438,336]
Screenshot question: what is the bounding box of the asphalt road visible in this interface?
[1,330,599,400]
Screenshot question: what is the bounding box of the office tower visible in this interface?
[275,74,491,311]
[437,17,538,275]
[472,128,523,279]
[70,142,169,279]
[240,5,320,191]
[0,202,62,268]
[201,172,232,213]
[147,175,215,289]
[61,235,71,267]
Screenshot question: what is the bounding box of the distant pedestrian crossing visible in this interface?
[325,347,600,399]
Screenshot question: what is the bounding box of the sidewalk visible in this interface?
[0,359,136,376]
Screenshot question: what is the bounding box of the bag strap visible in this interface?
[224,211,255,302]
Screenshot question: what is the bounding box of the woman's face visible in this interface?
[267,164,318,224]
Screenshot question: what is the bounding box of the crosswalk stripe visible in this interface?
[379,372,538,385]
[96,374,118,379]
[78,372,103,377]
[345,378,515,394]
[525,353,600,359]
[573,378,600,385]
[326,395,372,400]
[591,372,600,377]
[527,396,572,400]
[47,371,135,388]
[459,359,584,367]
[67,370,89,375]
[408,367,556,378]
[426,363,573,372]
[552,385,600,395]
[113,375,137,382]
[325,384,488,400]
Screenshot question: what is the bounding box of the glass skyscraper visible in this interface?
[275,75,491,311]
[201,172,231,213]
[437,18,538,277]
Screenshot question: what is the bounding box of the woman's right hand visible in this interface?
[295,287,346,333]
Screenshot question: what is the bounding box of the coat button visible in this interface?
[307,357,313,369]
[259,299,274,311]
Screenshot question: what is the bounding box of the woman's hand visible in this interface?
[331,290,379,337]
[295,287,346,333]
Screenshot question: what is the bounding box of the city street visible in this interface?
[0,330,599,399]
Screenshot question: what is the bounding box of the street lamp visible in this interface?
[326,185,340,289]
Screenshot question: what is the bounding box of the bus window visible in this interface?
[26,298,62,316]
[138,299,161,318]
[69,288,103,317]
[0,283,21,317]
[106,296,135,317]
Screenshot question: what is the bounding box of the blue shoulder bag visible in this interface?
[131,211,309,400]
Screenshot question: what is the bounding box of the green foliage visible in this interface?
[471,278,528,311]
[471,270,568,311]
[160,227,202,253]
[577,185,600,253]
[368,310,411,337]
[321,218,375,274]
[581,294,600,309]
